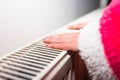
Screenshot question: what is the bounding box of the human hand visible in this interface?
[43,32,79,51]
[68,21,89,30]
[43,22,89,51]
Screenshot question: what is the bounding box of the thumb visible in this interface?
[68,22,89,30]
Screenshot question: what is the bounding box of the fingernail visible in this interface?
[45,44,47,47]
[42,39,46,42]
[46,44,52,48]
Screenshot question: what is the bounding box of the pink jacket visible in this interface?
[78,0,120,79]
[100,0,120,79]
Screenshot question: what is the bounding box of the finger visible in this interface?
[43,34,67,44]
[43,32,79,43]
[68,22,89,30]
[43,35,57,43]
[43,37,62,43]
[46,43,78,51]
[68,25,81,30]
[57,32,79,37]
[46,43,68,50]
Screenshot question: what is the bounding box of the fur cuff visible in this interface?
[78,20,117,80]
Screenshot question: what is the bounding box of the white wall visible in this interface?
[100,0,109,7]
[0,0,100,55]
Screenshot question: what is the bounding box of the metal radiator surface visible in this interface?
[0,40,72,80]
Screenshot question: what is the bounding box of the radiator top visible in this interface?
[0,40,66,80]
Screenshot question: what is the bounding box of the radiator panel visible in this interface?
[0,41,69,80]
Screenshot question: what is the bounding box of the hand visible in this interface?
[43,32,79,51]
[68,21,89,30]
[43,22,89,51]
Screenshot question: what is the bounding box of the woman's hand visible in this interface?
[43,32,79,51]
[68,21,89,30]
[43,22,89,51]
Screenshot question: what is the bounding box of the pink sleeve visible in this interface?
[100,0,120,79]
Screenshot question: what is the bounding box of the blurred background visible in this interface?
[0,0,108,56]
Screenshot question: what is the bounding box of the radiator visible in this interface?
[0,40,73,80]
[0,8,103,80]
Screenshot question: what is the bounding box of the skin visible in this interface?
[43,22,89,51]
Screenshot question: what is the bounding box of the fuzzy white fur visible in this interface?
[78,20,117,80]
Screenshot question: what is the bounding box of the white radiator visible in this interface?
[0,40,72,80]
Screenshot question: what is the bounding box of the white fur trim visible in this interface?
[78,20,117,80]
